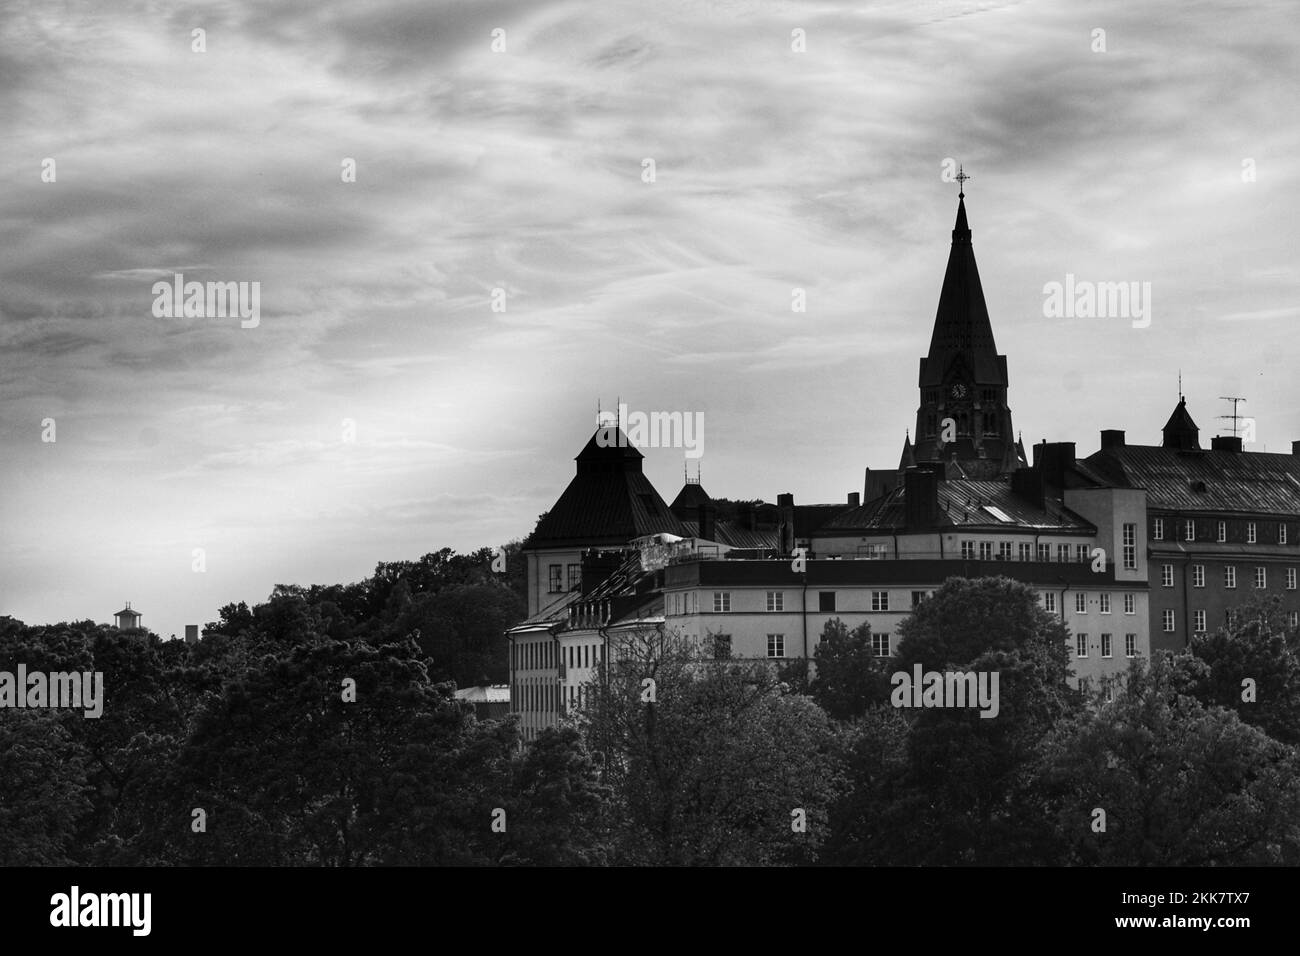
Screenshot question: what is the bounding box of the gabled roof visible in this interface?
[1085,444,1300,515]
[525,428,687,548]
[677,519,779,549]
[898,433,916,470]
[818,478,1094,533]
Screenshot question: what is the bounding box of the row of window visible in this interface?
[513,641,603,672]
[956,527,1138,570]
[746,632,891,659]
[1043,592,1138,614]
[1075,634,1138,659]
[1160,564,1296,589]
[547,563,582,593]
[1157,609,1300,633]
[701,590,933,614]
[1153,517,1291,545]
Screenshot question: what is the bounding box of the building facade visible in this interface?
[504,191,1296,740]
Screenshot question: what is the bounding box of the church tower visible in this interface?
[911,174,1022,478]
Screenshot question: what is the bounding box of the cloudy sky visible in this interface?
[2,0,1296,638]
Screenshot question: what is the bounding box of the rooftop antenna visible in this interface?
[1178,370,1183,402]
[1218,396,1247,438]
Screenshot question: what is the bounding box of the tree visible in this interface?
[0,712,92,865]
[583,627,842,865]
[810,618,891,720]
[1032,655,1300,865]
[1187,594,1300,745]
[881,576,1081,864]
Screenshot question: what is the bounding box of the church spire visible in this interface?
[912,181,1017,478]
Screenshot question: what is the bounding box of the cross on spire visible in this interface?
[956,164,971,198]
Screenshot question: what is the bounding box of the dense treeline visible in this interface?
[3,562,1299,866]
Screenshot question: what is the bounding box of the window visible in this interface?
[911,590,927,609]
[1163,610,1175,632]
[1153,518,1164,541]
[713,592,731,612]
[1288,568,1297,590]
[1038,543,1051,562]
[713,633,732,659]
[1075,592,1087,613]
[1057,544,1070,563]
[1076,634,1088,658]
[1122,523,1136,570]
[818,591,836,612]
[1194,610,1206,633]
[1192,565,1205,588]
[1184,519,1195,541]
[1126,634,1137,657]
[567,564,581,591]
[1099,593,1111,614]
[961,540,975,559]
[1101,633,1112,658]
[1077,544,1089,563]
[1019,543,1032,561]
[1247,522,1257,544]
[1044,592,1057,613]
[1225,565,1237,589]
[767,634,785,658]
[1124,593,1135,615]
[872,591,890,611]
[1291,612,1299,628]
[548,564,563,592]
[1104,685,1115,703]
[1217,520,1226,543]
[1281,524,1289,545]
[766,591,784,612]
[872,632,890,657]
[978,541,992,560]
[997,542,1012,561]
[1161,564,1174,587]
[1255,567,1267,589]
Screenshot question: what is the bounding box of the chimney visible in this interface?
[184,624,199,645]
[777,493,796,554]
[1100,429,1125,450]
[1011,466,1046,510]
[1292,440,1300,457]
[697,501,717,541]
[904,467,939,531]
[1211,435,1243,453]
[847,492,860,507]
[1034,442,1076,489]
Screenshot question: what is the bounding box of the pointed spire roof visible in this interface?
[898,432,916,471]
[1161,397,1201,450]
[919,196,1004,386]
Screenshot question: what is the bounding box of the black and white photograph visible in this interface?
[1,0,1295,936]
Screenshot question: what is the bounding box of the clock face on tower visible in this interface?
[950,383,968,400]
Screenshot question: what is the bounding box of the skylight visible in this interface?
[983,505,1013,523]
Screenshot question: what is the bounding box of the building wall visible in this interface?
[524,548,584,617]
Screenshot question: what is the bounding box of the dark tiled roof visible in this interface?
[678,519,779,549]
[526,470,687,546]
[819,478,1093,533]
[669,481,712,514]
[1084,444,1300,515]
[525,428,687,548]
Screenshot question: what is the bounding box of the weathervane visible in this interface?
[956,164,971,198]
